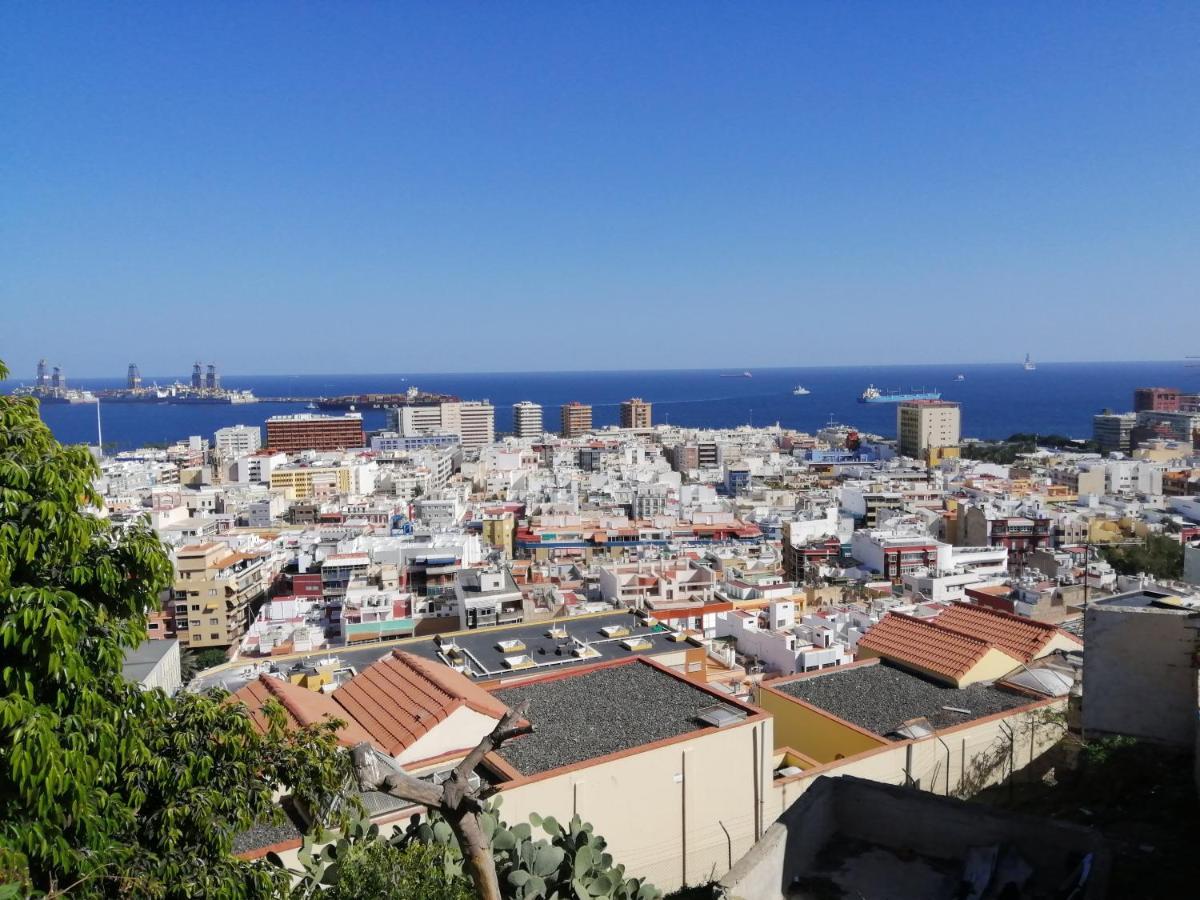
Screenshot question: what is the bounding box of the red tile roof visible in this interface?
[857,613,996,682]
[232,675,375,748]
[330,651,507,757]
[935,602,1076,662]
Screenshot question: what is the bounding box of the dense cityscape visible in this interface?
[34,358,1198,895]
[5,4,1200,898]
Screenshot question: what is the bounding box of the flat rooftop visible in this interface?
[121,639,178,682]
[1096,589,1195,611]
[772,662,1030,738]
[492,661,746,776]
[193,611,687,694]
[417,612,685,678]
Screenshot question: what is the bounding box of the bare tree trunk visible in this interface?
[350,702,531,900]
[449,808,502,900]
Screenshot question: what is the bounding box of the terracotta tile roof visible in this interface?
[857,613,994,683]
[330,651,507,756]
[935,602,1073,662]
[232,675,375,748]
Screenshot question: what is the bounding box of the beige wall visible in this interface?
[399,706,499,766]
[498,717,774,895]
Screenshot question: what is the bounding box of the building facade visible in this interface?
[265,413,365,452]
[512,401,544,439]
[1133,386,1179,413]
[214,424,262,457]
[560,401,593,438]
[619,397,652,429]
[897,400,961,463]
[171,543,267,650]
[1092,411,1136,454]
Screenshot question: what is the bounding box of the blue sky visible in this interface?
[3,3,1198,376]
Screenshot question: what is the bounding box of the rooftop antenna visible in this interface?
[95,399,103,456]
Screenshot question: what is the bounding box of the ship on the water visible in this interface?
[315,386,459,410]
[1023,353,1036,371]
[10,359,96,403]
[720,371,753,378]
[858,385,941,404]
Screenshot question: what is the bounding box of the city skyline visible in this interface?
[4,5,1199,376]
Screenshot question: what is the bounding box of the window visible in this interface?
[209,617,219,625]
[210,633,220,640]
[190,619,200,627]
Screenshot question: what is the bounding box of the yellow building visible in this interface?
[172,543,268,649]
[481,511,516,557]
[270,464,351,500]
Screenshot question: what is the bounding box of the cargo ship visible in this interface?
[315,387,459,410]
[858,385,941,404]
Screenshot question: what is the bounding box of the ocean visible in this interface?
[4,361,1195,451]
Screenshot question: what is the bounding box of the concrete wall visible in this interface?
[1082,604,1199,747]
[497,716,774,895]
[1184,542,1200,587]
[720,776,1108,900]
[763,697,1068,824]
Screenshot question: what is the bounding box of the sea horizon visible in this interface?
[5,356,1193,382]
[10,359,1197,452]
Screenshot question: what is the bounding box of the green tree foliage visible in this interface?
[1101,533,1184,580]
[0,359,350,897]
[961,433,1096,465]
[316,841,472,900]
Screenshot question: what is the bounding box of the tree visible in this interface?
[0,358,350,897]
[1101,534,1184,580]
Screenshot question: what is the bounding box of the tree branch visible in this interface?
[349,702,534,900]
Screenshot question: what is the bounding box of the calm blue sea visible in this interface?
[4,362,1196,451]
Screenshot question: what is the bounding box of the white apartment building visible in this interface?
[512,401,544,439]
[392,401,496,450]
[214,425,262,457]
[235,451,288,484]
[714,599,854,676]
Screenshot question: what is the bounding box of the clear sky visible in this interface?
[3,3,1198,377]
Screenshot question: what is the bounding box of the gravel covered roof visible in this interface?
[493,661,743,775]
[773,662,1031,738]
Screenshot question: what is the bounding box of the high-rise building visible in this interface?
[560,401,593,438]
[1092,411,1137,454]
[214,424,263,457]
[897,400,961,464]
[171,543,266,650]
[127,363,142,390]
[512,401,544,438]
[1132,410,1200,451]
[620,397,652,429]
[265,413,365,452]
[1133,387,1180,413]
[389,400,495,450]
